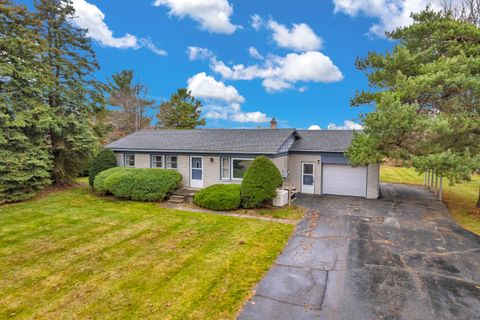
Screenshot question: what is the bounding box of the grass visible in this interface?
[381,165,480,235]
[255,206,305,220]
[0,186,294,319]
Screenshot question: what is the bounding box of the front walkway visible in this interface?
[238,183,480,320]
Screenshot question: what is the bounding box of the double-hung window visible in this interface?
[221,157,230,180]
[166,156,178,169]
[151,155,163,168]
[124,154,135,167]
[232,158,253,180]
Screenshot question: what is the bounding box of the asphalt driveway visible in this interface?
[238,183,480,320]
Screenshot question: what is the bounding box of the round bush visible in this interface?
[94,167,123,194]
[194,184,241,211]
[88,149,117,187]
[94,167,182,201]
[240,156,283,208]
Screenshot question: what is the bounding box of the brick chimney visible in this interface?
[270,117,277,129]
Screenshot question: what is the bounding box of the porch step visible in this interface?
[172,188,199,197]
[167,195,186,204]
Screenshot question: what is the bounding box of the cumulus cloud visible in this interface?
[248,47,264,60]
[333,0,462,37]
[267,19,322,51]
[211,51,343,92]
[308,125,321,130]
[187,46,214,60]
[250,14,263,30]
[327,120,363,130]
[154,0,237,34]
[187,73,268,123]
[70,0,167,55]
[187,72,244,103]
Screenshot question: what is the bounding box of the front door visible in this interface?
[302,162,315,194]
[190,157,203,188]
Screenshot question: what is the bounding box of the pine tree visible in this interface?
[34,0,104,184]
[0,0,53,203]
[346,8,480,206]
[156,89,206,129]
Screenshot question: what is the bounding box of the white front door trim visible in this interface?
[190,156,203,188]
[301,162,315,194]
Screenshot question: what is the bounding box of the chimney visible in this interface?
[270,117,277,129]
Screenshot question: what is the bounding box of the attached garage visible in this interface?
[322,164,367,197]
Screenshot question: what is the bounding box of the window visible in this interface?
[151,155,163,168]
[166,156,178,169]
[124,154,135,167]
[232,158,253,180]
[221,157,230,180]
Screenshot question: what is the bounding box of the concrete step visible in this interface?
[170,195,186,201]
[173,188,199,197]
[167,198,185,204]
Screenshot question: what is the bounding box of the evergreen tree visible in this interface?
[156,89,206,129]
[34,0,105,184]
[0,0,53,203]
[346,8,480,207]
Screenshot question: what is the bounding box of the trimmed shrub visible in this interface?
[194,184,241,211]
[88,149,117,187]
[93,167,123,194]
[240,156,283,208]
[94,167,182,201]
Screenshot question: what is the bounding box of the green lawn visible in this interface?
[381,165,480,235]
[0,186,294,319]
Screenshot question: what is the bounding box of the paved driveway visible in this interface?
[238,183,480,320]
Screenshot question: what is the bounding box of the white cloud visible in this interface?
[250,14,263,30]
[231,111,268,123]
[248,47,264,60]
[327,120,363,130]
[262,78,293,93]
[211,51,343,92]
[138,38,168,56]
[187,73,268,123]
[154,0,237,34]
[187,46,214,60]
[267,19,322,51]
[70,0,166,55]
[332,0,462,37]
[187,72,244,103]
[308,125,321,130]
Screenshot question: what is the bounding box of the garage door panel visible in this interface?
[322,164,366,197]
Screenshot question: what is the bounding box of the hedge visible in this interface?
[88,149,117,187]
[194,184,241,211]
[240,156,283,208]
[94,167,182,201]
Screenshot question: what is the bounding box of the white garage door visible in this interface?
[322,164,367,197]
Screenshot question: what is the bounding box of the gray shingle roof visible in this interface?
[290,130,359,152]
[106,129,299,154]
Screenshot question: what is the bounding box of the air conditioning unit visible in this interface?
[273,189,288,207]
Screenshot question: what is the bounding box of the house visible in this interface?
[106,126,380,199]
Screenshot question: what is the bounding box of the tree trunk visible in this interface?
[477,185,480,209]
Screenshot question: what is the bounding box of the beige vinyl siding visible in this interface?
[366,163,380,199]
[287,154,321,194]
[177,155,190,187]
[271,155,288,175]
[115,152,124,166]
[132,153,150,168]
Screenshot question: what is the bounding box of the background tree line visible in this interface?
[0,0,205,203]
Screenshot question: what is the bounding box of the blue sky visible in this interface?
[20,0,452,129]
